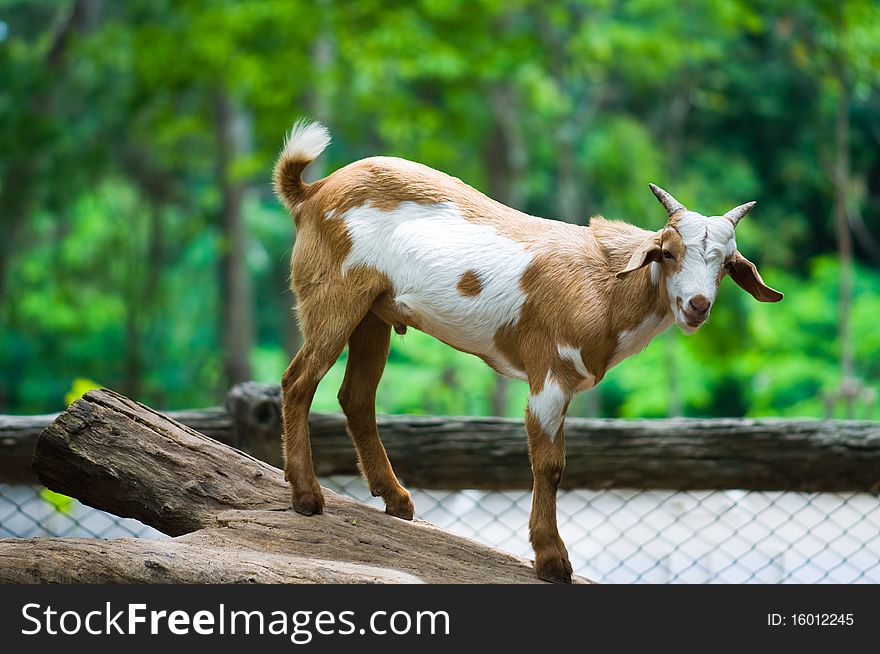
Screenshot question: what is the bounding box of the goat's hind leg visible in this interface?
[281,293,371,516]
[338,310,414,520]
[280,348,334,515]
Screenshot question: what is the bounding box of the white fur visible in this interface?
[341,201,534,374]
[650,261,660,286]
[610,312,672,368]
[557,343,596,391]
[557,344,589,377]
[490,359,529,381]
[281,120,331,163]
[528,373,567,440]
[667,212,736,329]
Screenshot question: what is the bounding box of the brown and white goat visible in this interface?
[272,120,783,583]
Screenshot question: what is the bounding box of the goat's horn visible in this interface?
[724,201,756,227]
[648,183,687,217]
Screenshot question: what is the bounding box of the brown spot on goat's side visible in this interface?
[457,270,483,296]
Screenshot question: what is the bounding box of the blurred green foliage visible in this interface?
[0,0,878,419]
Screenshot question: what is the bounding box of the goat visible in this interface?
[272,120,783,583]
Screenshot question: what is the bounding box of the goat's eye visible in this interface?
[662,249,674,260]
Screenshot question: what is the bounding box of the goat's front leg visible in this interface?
[525,374,572,583]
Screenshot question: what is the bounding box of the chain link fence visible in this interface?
[3,479,878,583]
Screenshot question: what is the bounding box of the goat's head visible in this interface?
[616,184,783,334]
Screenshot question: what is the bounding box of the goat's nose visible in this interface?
[688,295,711,315]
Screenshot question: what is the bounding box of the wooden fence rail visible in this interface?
[2,382,879,492]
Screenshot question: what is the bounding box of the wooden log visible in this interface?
[9,389,592,584]
[32,390,286,536]
[3,382,879,491]
[0,406,234,485]
[0,537,422,584]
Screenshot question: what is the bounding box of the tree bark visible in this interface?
[0,536,421,584]
[832,73,856,418]
[485,81,528,417]
[3,383,879,492]
[3,389,591,584]
[214,91,254,388]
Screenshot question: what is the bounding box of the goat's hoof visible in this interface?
[291,487,324,516]
[535,552,573,584]
[385,493,415,521]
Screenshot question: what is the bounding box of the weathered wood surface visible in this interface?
[3,382,879,491]
[0,389,592,584]
[0,536,422,584]
[0,406,234,485]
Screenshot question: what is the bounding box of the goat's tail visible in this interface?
[272,119,331,214]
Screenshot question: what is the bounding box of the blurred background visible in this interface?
[1,0,879,420]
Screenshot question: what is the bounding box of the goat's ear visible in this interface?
[726,251,783,302]
[616,235,661,279]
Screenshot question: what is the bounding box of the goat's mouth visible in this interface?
[675,317,702,334]
[683,312,706,328]
[674,298,708,332]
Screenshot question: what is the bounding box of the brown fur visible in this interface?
[456,270,483,296]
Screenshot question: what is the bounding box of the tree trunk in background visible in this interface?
[833,76,855,419]
[214,91,254,387]
[485,83,528,416]
[122,201,164,400]
[555,123,582,224]
[563,112,601,417]
[660,86,691,418]
[123,304,142,399]
[305,0,335,183]
[278,0,337,362]
[0,163,36,315]
[554,144,601,416]
[663,331,684,417]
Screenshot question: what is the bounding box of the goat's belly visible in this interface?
[342,200,533,378]
[396,291,528,375]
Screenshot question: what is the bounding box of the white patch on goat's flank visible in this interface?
[341,201,534,370]
[528,373,568,440]
[281,120,331,163]
[609,312,671,369]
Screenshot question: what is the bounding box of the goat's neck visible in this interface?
[610,263,669,316]
[592,228,667,312]
[594,228,674,369]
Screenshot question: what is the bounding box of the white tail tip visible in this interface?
[281,119,331,163]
